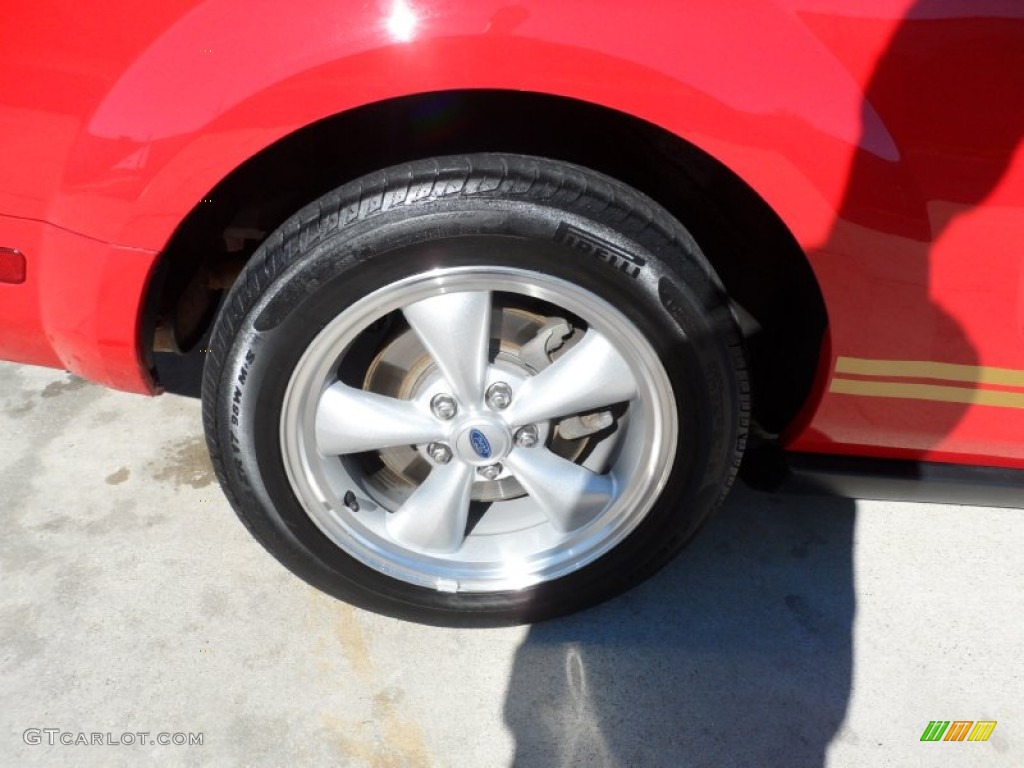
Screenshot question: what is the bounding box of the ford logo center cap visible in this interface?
[469,428,492,459]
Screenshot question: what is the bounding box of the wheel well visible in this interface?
[146,89,827,433]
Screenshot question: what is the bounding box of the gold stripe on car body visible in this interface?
[835,356,1024,388]
[830,377,1024,409]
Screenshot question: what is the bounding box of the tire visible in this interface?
[201,154,748,626]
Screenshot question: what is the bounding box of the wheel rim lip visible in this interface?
[280,265,678,594]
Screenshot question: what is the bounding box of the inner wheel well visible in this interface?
[145,89,826,434]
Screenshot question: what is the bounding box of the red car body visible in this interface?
[1,1,1022,467]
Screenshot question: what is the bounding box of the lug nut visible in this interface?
[427,442,452,465]
[514,425,539,448]
[478,463,503,481]
[430,393,457,420]
[485,381,512,411]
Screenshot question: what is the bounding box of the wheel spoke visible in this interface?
[505,330,638,426]
[505,448,615,533]
[403,290,491,406]
[315,382,446,455]
[385,462,474,554]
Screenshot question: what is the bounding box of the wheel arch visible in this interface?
[145,89,828,433]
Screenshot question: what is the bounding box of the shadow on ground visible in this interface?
[504,484,855,767]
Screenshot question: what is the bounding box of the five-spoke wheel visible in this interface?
[280,269,677,592]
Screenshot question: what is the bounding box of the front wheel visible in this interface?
[202,154,747,625]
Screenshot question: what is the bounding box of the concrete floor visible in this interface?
[0,360,1021,767]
